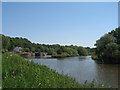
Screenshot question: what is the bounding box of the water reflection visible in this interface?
[27,56,118,88]
[78,56,86,60]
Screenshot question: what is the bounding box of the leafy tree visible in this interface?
[52,51,57,56]
[47,48,56,55]
[85,47,95,55]
[2,35,10,51]
[31,47,36,52]
[77,46,88,56]
[1,34,89,57]
[94,27,120,64]
[24,48,30,52]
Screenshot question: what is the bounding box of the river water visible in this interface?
[27,56,118,88]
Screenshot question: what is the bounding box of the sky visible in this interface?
[2,2,118,47]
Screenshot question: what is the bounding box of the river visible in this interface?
[27,56,118,88]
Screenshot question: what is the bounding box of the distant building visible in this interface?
[13,47,23,53]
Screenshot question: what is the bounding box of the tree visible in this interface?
[31,47,36,52]
[77,46,88,56]
[95,27,120,63]
[1,34,89,57]
[2,35,10,51]
[24,48,30,52]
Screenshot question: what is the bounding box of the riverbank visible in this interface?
[91,55,99,60]
[2,53,81,88]
[52,54,80,58]
[2,53,108,88]
[52,55,73,58]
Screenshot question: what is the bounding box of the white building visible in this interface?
[13,47,23,53]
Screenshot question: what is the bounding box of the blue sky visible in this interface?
[2,2,118,47]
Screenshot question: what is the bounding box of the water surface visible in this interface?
[27,56,118,87]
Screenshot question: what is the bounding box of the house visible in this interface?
[13,47,23,53]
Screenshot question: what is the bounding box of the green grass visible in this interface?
[2,53,106,88]
[0,53,2,89]
[91,55,99,60]
[52,54,76,58]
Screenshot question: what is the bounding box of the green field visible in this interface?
[2,53,105,88]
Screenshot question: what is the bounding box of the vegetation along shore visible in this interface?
[2,53,106,88]
[1,27,120,88]
[1,27,120,63]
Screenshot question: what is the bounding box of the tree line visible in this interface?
[94,27,120,64]
[1,27,119,63]
[1,34,94,57]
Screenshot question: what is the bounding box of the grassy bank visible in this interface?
[2,53,105,88]
[52,55,72,58]
[52,53,78,58]
[91,55,99,60]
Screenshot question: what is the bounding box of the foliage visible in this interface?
[94,27,120,64]
[2,53,81,88]
[1,34,93,57]
[91,55,99,60]
[24,48,30,52]
[85,47,95,55]
[2,35,10,51]
[77,46,88,56]
[2,53,106,88]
